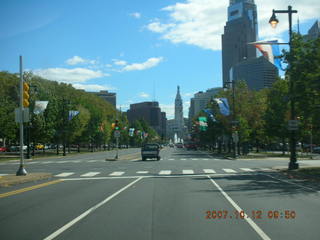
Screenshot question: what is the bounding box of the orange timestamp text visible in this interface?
[205,210,296,220]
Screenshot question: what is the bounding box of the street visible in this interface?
[0,147,320,240]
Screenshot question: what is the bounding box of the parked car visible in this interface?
[175,143,184,148]
[312,147,320,154]
[141,143,160,161]
[0,147,9,152]
[35,144,44,150]
[9,145,27,152]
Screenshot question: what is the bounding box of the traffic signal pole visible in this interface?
[16,56,27,176]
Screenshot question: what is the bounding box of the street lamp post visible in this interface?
[269,5,299,170]
[224,81,237,159]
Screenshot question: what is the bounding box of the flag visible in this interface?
[68,110,79,120]
[33,101,48,115]
[214,98,230,116]
[203,109,216,121]
[253,40,282,70]
[129,128,135,137]
[198,116,208,131]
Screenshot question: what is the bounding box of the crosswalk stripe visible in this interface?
[0,174,9,176]
[203,169,216,174]
[191,158,198,161]
[136,171,149,174]
[87,160,99,162]
[240,168,255,172]
[70,160,81,163]
[41,161,54,164]
[58,161,69,163]
[168,159,175,161]
[80,172,100,177]
[159,170,171,175]
[202,158,209,161]
[27,162,37,164]
[181,158,187,161]
[109,171,125,176]
[182,170,194,174]
[55,172,74,177]
[260,168,272,171]
[222,168,237,173]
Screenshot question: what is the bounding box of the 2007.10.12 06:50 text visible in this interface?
[205,210,296,220]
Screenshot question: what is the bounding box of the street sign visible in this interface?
[232,132,239,143]
[288,120,299,130]
[15,108,30,123]
[114,130,120,138]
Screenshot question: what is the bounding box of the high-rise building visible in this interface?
[88,90,116,107]
[188,88,221,123]
[305,20,320,40]
[231,56,278,90]
[222,0,258,85]
[174,86,184,139]
[126,101,166,136]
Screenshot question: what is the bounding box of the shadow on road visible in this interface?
[193,173,319,197]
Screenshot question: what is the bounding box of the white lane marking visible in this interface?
[203,169,216,174]
[191,158,198,161]
[202,158,209,161]
[260,168,272,171]
[182,170,194,175]
[240,168,255,172]
[62,173,246,181]
[0,174,9,176]
[159,170,171,175]
[208,176,271,240]
[87,160,99,162]
[57,161,69,163]
[109,171,125,176]
[41,161,54,164]
[222,168,237,173]
[130,159,140,162]
[43,177,143,240]
[180,158,187,161]
[27,162,37,164]
[55,172,75,177]
[168,159,175,161]
[80,172,100,177]
[136,171,149,174]
[70,160,81,163]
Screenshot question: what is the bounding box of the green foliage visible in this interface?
[0,71,117,146]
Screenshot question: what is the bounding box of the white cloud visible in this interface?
[122,57,164,71]
[33,68,107,83]
[160,104,175,119]
[66,56,97,66]
[147,0,320,51]
[139,92,150,98]
[112,59,127,66]
[130,12,141,19]
[147,21,175,33]
[72,83,116,92]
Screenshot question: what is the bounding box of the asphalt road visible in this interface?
[0,147,319,240]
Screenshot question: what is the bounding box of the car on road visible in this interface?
[141,143,160,161]
[0,147,9,152]
[312,146,320,154]
[175,143,184,148]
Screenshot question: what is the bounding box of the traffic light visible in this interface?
[114,120,119,130]
[23,82,30,107]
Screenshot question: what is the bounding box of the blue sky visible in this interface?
[1,0,319,119]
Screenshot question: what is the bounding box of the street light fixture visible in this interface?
[269,6,298,170]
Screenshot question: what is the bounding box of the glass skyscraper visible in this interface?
[222,0,258,85]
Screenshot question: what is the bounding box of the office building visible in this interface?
[126,101,166,136]
[88,90,116,107]
[231,56,278,90]
[222,0,258,85]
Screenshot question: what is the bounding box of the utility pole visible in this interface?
[16,56,27,176]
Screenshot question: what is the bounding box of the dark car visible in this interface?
[141,144,160,161]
